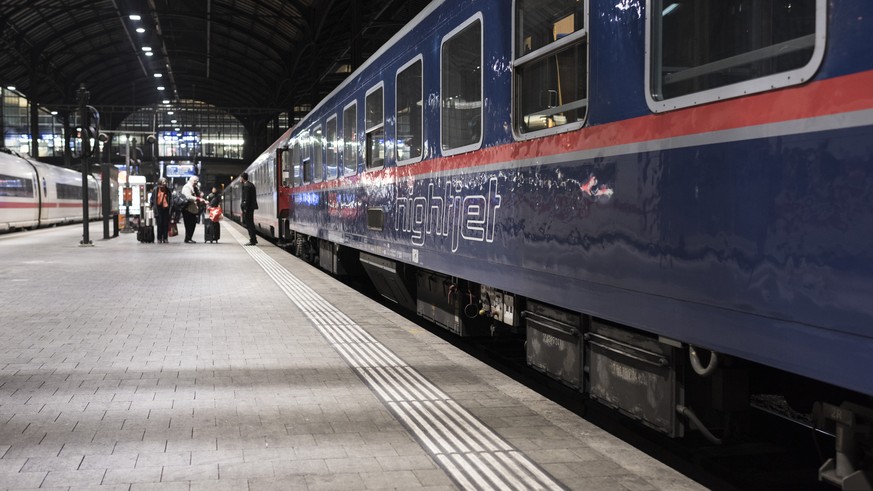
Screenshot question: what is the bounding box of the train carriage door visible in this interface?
[277,144,292,238]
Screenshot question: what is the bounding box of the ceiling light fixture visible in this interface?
[136,28,146,33]
[153,73,163,78]
[142,47,151,52]
[129,14,141,21]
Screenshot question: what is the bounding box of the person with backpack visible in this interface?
[181,175,205,243]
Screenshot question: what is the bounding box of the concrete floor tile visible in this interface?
[160,463,218,482]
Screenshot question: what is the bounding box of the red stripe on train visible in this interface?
[293,69,873,192]
[0,202,99,208]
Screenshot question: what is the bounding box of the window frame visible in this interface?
[644,0,827,113]
[365,82,386,171]
[300,130,312,184]
[440,13,484,157]
[395,55,425,166]
[342,100,358,176]
[312,124,324,182]
[326,114,339,180]
[511,0,589,140]
[291,139,302,187]
[278,146,291,187]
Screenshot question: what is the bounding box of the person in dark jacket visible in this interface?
[240,172,258,246]
[149,177,172,243]
[181,176,205,243]
[206,187,221,207]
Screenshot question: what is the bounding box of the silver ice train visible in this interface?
[0,149,111,232]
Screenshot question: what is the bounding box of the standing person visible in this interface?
[149,177,172,243]
[181,175,204,243]
[206,186,221,207]
[241,172,258,246]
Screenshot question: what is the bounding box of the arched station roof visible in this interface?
[0,0,430,121]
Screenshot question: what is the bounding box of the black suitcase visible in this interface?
[139,210,155,243]
[138,224,155,243]
[204,219,220,243]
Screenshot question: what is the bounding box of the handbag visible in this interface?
[168,222,178,237]
[208,206,223,222]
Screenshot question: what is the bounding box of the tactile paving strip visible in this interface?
[230,227,564,490]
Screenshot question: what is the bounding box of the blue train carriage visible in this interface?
[268,0,873,483]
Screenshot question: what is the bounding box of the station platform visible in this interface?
[0,222,706,491]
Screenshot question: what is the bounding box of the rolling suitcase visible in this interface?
[204,218,220,243]
[138,210,155,243]
[140,224,155,243]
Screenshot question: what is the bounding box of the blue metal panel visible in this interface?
[280,0,873,397]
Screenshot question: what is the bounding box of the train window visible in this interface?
[302,131,312,184]
[326,116,339,179]
[56,182,80,200]
[365,84,385,170]
[313,125,324,182]
[279,147,292,187]
[441,15,483,156]
[396,57,423,165]
[292,140,302,187]
[647,0,825,112]
[0,174,34,198]
[513,0,587,138]
[343,102,358,175]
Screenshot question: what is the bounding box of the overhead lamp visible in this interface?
[6,85,15,91]
[129,14,141,21]
[162,100,170,104]
[157,86,165,91]
[153,73,162,78]
[174,127,181,132]
[171,119,177,124]
[142,46,151,52]
[167,111,174,115]
[136,28,146,33]
[145,52,154,57]
[50,111,58,115]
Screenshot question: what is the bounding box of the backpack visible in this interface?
[172,191,188,212]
